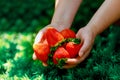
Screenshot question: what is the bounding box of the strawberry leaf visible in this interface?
[57,58,67,68]
[47,38,81,67]
[66,38,81,44]
[47,54,54,66]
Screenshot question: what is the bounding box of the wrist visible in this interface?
[85,24,98,38]
[48,22,71,31]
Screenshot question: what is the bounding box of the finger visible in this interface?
[78,39,90,57]
[77,47,92,63]
[76,30,81,38]
[33,53,48,67]
[42,62,48,67]
[62,64,77,69]
[34,31,44,44]
[76,32,84,44]
[32,53,37,60]
[66,47,91,65]
[65,56,81,65]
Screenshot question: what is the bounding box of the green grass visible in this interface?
[0,26,120,80]
[0,0,120,80]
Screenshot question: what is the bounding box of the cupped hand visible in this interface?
[63,27,96,69]
[32,26,49,66]
[32,24,67,66]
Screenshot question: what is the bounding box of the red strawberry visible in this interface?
[45,27,64,47]
[66,42,82,58]
[53,47,70,64]
[60,29,76,38]
[33,40,50,63]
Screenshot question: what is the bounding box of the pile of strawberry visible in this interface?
[33,27,82,67]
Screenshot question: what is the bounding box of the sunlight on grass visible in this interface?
[0,32,36,79]
[3,60,13,73]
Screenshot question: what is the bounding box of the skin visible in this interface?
[33,0,82,66]
[33,0,120,68]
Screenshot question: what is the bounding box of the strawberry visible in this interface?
[53,47,70,65]
[60,29,76,38]
[66,42,82,58]
[33,40,50,63]
[45,27,64,47]
[33,27,82,67]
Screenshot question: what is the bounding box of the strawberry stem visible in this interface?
[47,38,81,67]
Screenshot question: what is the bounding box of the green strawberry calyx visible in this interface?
[47,38,81,67]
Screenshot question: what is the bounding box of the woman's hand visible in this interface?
[63,26,96,69]
[32,24,68,66]
[32,25,49,66]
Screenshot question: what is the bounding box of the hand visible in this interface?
[63,27,96,69]
[32,25,48,66]
[32,24,68,66]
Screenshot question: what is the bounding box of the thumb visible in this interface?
[34,31,44,44]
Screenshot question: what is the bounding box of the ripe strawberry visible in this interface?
[66,42,82,58]
[60,29,76,38]
[53,47,70,65]
[45,27,64,47]
[33,40,50,63]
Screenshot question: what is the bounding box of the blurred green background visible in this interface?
[0,0,120,80]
